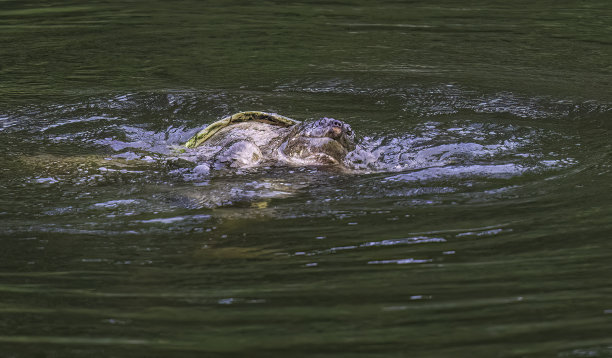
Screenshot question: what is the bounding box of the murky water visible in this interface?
[1,1,612,357]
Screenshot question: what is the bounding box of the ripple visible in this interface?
[303,235,446,257]
[367,258,432,265]
[383,164,528,182]
[456,228,507,237]
[0,336,151,346]
[93,199,140,208]
[136,214,211,224]
[360,236,447,247]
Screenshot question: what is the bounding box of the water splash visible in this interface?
[0,89,595,220]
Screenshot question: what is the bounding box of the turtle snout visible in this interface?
[330,125,343,138]
[320,118,347,139]
[330,119,343,128]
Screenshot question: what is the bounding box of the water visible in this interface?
[1,1,612,357]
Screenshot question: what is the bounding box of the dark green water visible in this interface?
[1,1,612,357]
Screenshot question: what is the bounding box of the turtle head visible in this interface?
[281,117,356,165]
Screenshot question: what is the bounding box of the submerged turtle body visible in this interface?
[184,111,356,169]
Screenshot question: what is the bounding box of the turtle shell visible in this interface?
[184,111,300,148]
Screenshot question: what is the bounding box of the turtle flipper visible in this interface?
[184,111,300,148]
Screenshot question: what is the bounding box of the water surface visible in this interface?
[1,1,612,357]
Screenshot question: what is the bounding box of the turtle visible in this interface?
[183,111,356,170]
